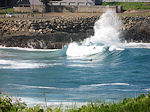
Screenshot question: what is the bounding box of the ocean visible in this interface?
[0,9,150,107]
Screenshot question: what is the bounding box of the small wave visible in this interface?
[81,83,130,87]
[144,88,150,91]
[110,89,138,92]
[78,83,130,91]
[109,45,124,51]
[8,84,59,89]
[0,59,61,69]
[0,60,45,69]
[0,46,59,51]
[124,43,150,49]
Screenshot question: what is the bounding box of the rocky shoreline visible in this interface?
[121,16,150,43]
[0,15,150,49]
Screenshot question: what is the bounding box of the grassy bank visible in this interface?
[0,93,150,112]
[119,12,150,17]
[102,2,150,10]
[0,8,14,14]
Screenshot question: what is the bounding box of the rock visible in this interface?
[121,21,150,42]
[0,16,150,48]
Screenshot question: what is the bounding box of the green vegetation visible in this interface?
[102,2,150,10]
[0,8,40,15]
[0,91,150,112]
[119,12,150,17]
[0,8,14,14]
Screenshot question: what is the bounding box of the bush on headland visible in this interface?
[0,92,150,112]
[0,8,14,14]
[102,2,150,10]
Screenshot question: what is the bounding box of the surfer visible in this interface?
[93,47,96,49]
[78,42,82,45]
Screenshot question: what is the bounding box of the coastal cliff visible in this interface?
[0,16,150,49]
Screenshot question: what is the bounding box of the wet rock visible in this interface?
[0,16,150,48]
[0,31,93,49]
[121,16,150,43]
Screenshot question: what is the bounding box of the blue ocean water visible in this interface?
[0,45,150,106]
[0,10,150,107]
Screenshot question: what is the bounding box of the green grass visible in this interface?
[0,8,14,14]
[102,2,150,10]
[0,8,39,15]
[0,92,150,112]
[119,12,150,17]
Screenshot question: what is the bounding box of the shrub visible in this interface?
[0,91,150,112]
[102,2,150,10]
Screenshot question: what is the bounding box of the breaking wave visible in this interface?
[66,9,123,57]
[66,9,150,57]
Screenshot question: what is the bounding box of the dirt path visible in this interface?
[0,12,103,20]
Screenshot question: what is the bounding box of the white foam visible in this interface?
[66,9,123,57]
[0,60,43,69]
[124,43,150,49]
[109,45,124,51]
[0,59,61,69]
[8,84,59,90]
[0,46,59,51]
[86,9,122,46]
[144,88,150,91]
[66,43,105,57]
[81,83,130,87]
[66,9,150,58]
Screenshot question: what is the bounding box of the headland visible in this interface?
[0,11,150,49]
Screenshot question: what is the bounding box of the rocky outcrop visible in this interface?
[121,16,150,43]
[0,31,93,49]
[0,17,97,36]
[0,17,96,49]
[0,16,150,49]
